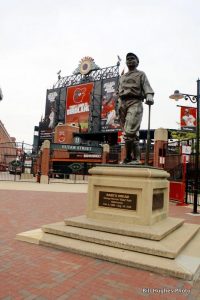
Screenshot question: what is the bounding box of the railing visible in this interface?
[49,172,88,184]
[0,170,36,182]
[185,179,200,206]
[166,163,183,181]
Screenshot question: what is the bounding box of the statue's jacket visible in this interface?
[118,69,154,101]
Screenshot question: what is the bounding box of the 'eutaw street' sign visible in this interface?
[51,143,102,154]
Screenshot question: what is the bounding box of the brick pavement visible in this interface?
[0,185,200,300]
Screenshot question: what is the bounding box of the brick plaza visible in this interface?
[0,182,199,300]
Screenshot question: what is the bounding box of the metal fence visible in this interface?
[185,159,200,205]
[0,171,37,182]
[49,173,88,184]
[0,141,36,182]
[185,179,200,206]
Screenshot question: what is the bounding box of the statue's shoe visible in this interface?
[128,160,142,165]
[122,158,132,164]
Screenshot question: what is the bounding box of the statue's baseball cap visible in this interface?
[126,52,139,63]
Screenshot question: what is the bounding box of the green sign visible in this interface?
[51,143,102,154]
[68,163,83,172]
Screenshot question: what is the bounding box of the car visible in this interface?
[8,160,22,175]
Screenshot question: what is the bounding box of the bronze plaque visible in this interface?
[99,191,137,210]
[152,193,164,210]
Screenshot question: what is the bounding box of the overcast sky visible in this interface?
[0,0,200,145]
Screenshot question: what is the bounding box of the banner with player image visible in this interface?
[43,89,60,130]
[39,89,60,144]
[65,83,94,132]
[101,78,121,132]
[180,106,197,130]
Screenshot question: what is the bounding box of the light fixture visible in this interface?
[169,90,184,101]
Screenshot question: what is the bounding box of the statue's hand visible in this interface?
[145,94,154,105]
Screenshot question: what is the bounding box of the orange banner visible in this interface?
[65,83,94,132]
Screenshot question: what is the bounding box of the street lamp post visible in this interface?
[169,79,200,214]
[0,87,3,101]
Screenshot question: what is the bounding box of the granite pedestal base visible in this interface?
[16,165,200,281]
[86,165,170,226]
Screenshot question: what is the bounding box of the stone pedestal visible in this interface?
[16,165,200,281]
[40,140,50,184]
[86,165,169,226]
[153,128,168,168]
[40,175,49,184]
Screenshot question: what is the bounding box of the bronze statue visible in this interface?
[118,52,154,164]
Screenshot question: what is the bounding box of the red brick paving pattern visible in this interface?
[0,189,200,300]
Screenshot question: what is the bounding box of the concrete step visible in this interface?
[16,228,42,244]
[42,221,200,259]
[38,229,200,281]
[64,215,184,240]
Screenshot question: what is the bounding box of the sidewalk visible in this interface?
[0,181,88,193]
[0,181,199,299]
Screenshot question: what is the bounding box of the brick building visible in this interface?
[0,120,16,169]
